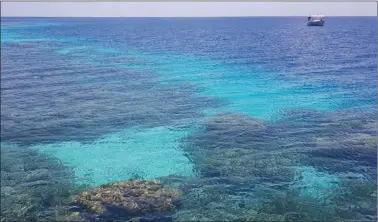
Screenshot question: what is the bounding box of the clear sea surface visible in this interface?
[1,17,377,221]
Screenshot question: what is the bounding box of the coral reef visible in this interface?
[177,110,377,221]
[1,110,375,222]
[170,176,376,222]
[182,112,301,186]
[329,178,377,221]
[279,109,377,178]
[0,145,85,222]
[183,110,376,184]
[71,179,182,221]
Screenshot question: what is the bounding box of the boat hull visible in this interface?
[307,20,325,26]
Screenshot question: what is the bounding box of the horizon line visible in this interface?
[2,15,376,18]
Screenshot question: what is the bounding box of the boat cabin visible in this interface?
[307,15,325,26]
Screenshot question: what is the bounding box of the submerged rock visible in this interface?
[25,169,50,182]
[19,180,54,187]
[71,179,182,220]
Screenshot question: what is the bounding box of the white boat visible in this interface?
[307,15,325,26]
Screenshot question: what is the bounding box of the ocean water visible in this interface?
[1,17,377,221]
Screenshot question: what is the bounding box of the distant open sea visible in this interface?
[1,17,377,221]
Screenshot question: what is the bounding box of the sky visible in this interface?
[1,2,377,17]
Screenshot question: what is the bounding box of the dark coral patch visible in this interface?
[71,179,182,221]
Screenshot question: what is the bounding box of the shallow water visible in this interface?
[1,17,376,221]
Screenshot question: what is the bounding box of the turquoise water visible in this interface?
[33,126,195,186]
[27,39,341,185]
[1,17,376,221]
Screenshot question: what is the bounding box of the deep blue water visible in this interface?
[1,17,377,221]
